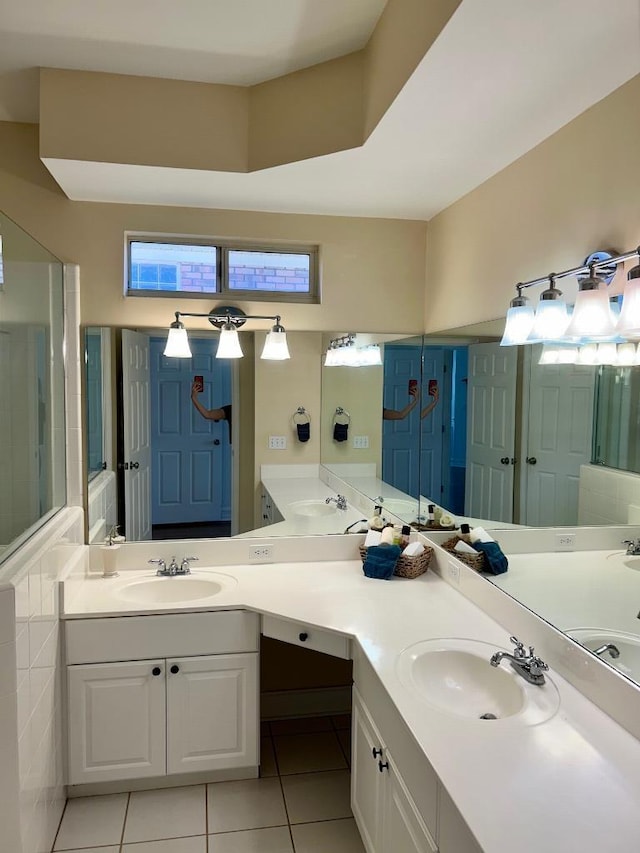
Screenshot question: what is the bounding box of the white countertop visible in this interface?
[63,554,640,853]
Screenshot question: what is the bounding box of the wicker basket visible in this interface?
[359,544,432,579]
[441,536,485,572]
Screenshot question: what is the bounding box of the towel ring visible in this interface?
[333,406,351,425]
[292,406,310,426]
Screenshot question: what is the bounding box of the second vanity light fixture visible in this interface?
[500,246,640,363]
[164,305,290,360]
[324,334,382,367]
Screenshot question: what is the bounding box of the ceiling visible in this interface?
[3,0,640,219]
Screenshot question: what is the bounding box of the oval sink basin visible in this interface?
[567,627,640,682]
[115,573,236,604]
[379,499,418,518]
[396,638,559,725]
[289,500,338,518]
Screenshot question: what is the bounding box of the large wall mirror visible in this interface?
[0,210,66,567]
[318,323,640,692]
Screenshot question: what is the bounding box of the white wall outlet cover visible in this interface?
[249,545,273,561]
[555,533,576,551]
[268,436,286,449]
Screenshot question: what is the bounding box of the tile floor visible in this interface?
[51,715,363,852]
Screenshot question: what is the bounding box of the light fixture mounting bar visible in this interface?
[517,246,640,292]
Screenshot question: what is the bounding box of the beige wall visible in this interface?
[0,122,427,334]
[425,73,640,334]
[320,363,383,472]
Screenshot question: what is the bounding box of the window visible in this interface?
[127,236,319,303]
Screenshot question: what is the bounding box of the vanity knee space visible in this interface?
[64,610,260,787]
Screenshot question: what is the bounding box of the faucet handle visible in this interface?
[509,636,526,656]
[181,556,198,572]
[148,558,166,574]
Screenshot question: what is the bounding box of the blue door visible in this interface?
[382,345,423,497]
[150,337,232,525]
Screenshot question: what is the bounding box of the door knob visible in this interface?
[500,457,509,465]
[130,461,140,469]
[152,667,162,676]
[213,439,221,446]
[526,456,537,465]
[170,664,180,674]
[298,632,309,642]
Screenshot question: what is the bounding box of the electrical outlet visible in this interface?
[447,559,460,585]
[353,435,369,449]
[249,545,273,562]
[555,533,576,551]
[268,436,286,450]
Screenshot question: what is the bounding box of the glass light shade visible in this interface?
[216,327,243,359]
[527,299,569,343]
[261,330,290,360]
[163,326,192,358]
[576,343,598,365]
[538,345,560,365]
[616,342,637,366]
[555,346,578,364]
[500,304,535,346]
[595,342,618,365]
[564,288,617,340]
[358,345,382,366]
[324,348,338,366]
[616,278,640,338]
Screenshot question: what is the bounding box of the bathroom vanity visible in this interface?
[60,536,640,852]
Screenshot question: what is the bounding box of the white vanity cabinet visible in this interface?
[353,646,483,853]
[352,690,437,853]
[65,610,259,787]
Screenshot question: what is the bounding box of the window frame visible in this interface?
[125,233,320,304]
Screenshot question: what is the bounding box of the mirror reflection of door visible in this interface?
[150,336,232,538]
[382,343,423,497]
[521,345,595,526]
[121,329,152,540]
[465,343,517,523]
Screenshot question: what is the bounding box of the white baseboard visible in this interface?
[261,686,352,720]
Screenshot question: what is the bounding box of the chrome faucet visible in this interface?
[326,494,347,510]
[148,556,198,576]
[622,538,640,555]
[490,636,549,686]
[593,643,620,659]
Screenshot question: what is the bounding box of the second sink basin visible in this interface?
[396,638,559,725]
[289,500,338,517]
[115,573,236,604]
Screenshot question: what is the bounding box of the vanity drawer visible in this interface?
[65,610,259,664]
[262,614,351,660]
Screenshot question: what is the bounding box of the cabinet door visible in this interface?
[166,653,258,775]
[351,691,385,853]
[381,755,437,853]
[68,660,166,784]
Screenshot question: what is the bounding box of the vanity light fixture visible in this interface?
[324,334,382,367]
[163,306,290,360]
[501,246,640,351]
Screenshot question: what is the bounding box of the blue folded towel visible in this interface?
[363,544,401,580]
[473,540,508,575]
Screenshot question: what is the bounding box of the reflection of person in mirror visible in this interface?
[191,381,232,442]
[382,384,439,421]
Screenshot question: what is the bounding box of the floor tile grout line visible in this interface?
[119,791,130,852]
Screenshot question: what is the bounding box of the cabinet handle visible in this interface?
[378,760,389,773]
[372,747,382,758]
[170,664,180,674]
[152,666,162,676]
[298,632,309,642]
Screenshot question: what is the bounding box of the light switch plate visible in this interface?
[268,436,286,450]
[353,435,369,449]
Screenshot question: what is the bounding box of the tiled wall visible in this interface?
[87,470,117,543]
[578,464,640,525]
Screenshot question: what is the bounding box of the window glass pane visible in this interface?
[129,241,218,294]
[228,250,310,293]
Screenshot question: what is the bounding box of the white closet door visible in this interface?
[166,653,258,775]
